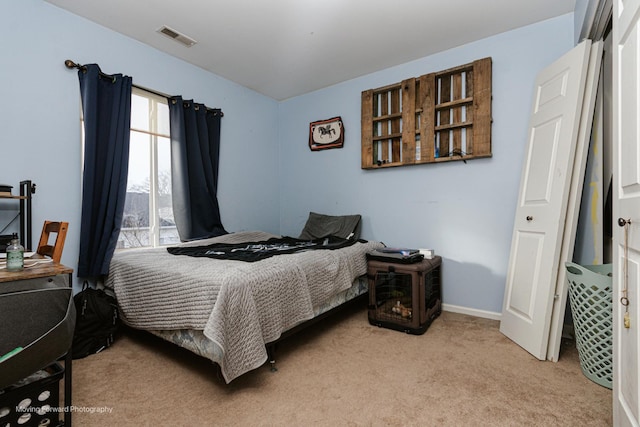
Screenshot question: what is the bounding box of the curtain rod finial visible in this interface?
[64,59,79,69]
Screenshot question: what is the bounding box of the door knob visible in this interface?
[618,218,631,227]
[526,216,533,221]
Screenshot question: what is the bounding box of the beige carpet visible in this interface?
[69,302,612,426]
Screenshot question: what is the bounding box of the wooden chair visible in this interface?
[36,221,69,263]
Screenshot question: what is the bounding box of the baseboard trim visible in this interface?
[441,303,502,321]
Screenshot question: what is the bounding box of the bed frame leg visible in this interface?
[266,344,278,372]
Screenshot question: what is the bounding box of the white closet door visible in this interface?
[547,40,603,362]
[613,0,640,424]
[500,40,591,359]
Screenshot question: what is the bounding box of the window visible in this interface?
[361,57,492,169]
[117,87,179,249]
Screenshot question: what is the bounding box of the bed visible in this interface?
[106,213,383,383]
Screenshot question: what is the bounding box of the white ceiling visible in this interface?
[45,0,575,100]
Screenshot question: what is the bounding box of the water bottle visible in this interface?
[6,233,24,272]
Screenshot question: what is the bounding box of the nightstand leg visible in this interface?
[64,349,72,426]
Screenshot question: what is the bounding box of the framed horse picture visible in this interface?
[309,116,344,151]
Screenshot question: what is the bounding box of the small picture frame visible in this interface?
[309,116,344,151]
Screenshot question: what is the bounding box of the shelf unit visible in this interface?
[361,58,492,169]
[0,180,35,250]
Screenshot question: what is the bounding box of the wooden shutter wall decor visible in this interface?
[361,57,492,169]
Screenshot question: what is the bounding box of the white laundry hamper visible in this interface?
[565,262,613,389]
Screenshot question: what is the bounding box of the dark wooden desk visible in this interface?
[0,260,74,427]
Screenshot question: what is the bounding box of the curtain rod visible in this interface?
[65,59,170,99]
[64,59,223,115]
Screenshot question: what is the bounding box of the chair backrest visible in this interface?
[36,221,69,263]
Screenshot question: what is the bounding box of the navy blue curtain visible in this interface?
[77,64,132,277]
[169,97,226,241]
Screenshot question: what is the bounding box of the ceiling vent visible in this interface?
[157,26,197,47]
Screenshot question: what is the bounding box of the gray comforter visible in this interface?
[106,231,382,382]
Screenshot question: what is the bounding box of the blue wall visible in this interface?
[1,0,281,291]
[2,1,576,317]
[278,14,575,316]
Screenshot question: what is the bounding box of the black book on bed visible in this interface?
[366,249,424,264]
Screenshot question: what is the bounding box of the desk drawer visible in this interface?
[0,275,69,293]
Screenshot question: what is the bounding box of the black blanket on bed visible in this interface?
[166,236,359,262]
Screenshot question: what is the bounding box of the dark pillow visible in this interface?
[299,212,362,240]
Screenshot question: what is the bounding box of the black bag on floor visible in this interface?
[72,282,120,359]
